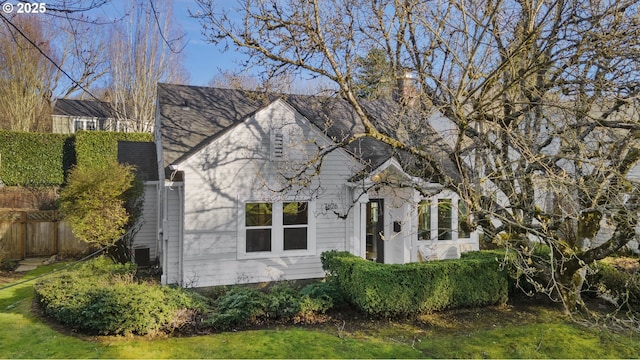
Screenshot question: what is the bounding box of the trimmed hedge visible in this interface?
[75,131,153,168]
[0,131,72,186]
[34,257,206,336]
[321,250,509,317]
[0,130,152,186]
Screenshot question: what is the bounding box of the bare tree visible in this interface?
[0,14,57,131]
[195,0,640,315]
[0,3,111,131]
[107,0,188,132]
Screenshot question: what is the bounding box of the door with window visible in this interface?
[366,199,384,263]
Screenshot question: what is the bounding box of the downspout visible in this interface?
[178,182,184,287]
[161,182,169,285]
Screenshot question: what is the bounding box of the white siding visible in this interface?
[132,182,160,261]
[162,183,183,285]
[172,101,363,287]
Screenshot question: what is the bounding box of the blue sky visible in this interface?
[95,0,240,86]
[173,0,237,85]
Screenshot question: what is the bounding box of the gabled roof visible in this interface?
[52,99,112,118]
[157,83,460,184]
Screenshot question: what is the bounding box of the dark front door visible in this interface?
[366,199,384,263]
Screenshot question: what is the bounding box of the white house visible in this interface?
[52,99,135,134]
[150,83,479,287]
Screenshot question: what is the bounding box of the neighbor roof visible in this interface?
[117,141,159,181]
[52,99,113,118]
[157,83,459,183]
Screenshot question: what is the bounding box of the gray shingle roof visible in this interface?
[52,99,113,118]
[157,83,459,184]
[117,141,159,181]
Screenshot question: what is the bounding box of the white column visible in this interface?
[353,192,369,258]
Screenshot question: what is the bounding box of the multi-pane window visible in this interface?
[244,201,310,254]
[418,197,472,241]
[245,203,272,252]
[283,202,308,250]
[73,119,97,132]
[437,199,453,240]
[418,200,430,240]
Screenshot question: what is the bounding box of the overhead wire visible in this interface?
[0,11,105,103]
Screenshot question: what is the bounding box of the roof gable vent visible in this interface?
[271,129,285,160]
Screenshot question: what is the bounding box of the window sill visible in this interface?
[237,249,316,260]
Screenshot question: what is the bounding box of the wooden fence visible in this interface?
[0,187,58,210]
[0,210,92,260]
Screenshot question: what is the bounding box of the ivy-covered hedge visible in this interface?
[75,131,153,168]
[0,131,73,186]
[321,250,509,317]
[0,130,152,186]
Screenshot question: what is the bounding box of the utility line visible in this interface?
[0,12,105,104]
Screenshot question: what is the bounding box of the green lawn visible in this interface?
[2,263,639,359]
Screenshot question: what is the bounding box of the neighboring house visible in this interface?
[52,99,133,133]
[117,141,161,265]
[151,83,479,287]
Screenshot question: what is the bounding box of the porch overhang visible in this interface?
[347,157,444,194]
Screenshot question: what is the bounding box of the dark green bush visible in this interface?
[321,250,509,317]
[265,283,301,320]
[299,281,345,310]
[34,256,205,335]
[297,283,339,321]
[75,131,152,168]
[208,287,268,329]
[206,281,343,328]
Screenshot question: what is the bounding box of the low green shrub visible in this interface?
[296,283,339,323]
[265,283,301,320]
[588,260,640,310]
[299,282,345,310]
[208,287,268,329]
[34,256,206,335]
[321,250,509,317]
[205,281,343,329]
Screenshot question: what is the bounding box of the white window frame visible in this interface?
[73,118,97,132]
[238,199,316,259]
[417,191,471,243]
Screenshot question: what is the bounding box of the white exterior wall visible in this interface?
[161,182,183,285]
[168,101,363,287]
[132,182,160,261]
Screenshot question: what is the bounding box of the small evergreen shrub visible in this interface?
[265,283,301,320]
[34,256,206,335]
[299,282,346,310]
[205,281,343,329]
[295,283,342,323]
[321,250,509,317]
[59,160,143,251]
[208,287,268,329]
